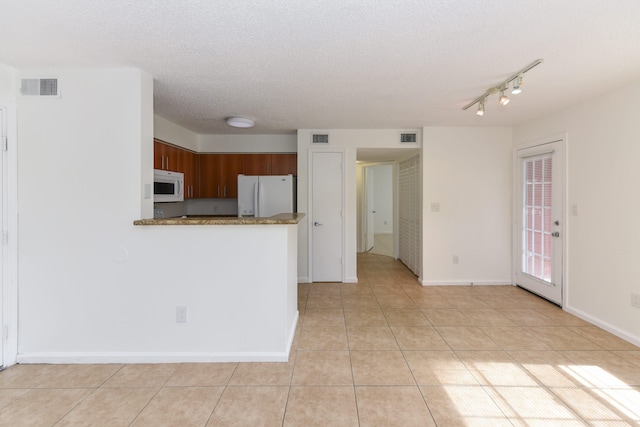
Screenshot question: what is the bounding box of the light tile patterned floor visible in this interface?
[1,253,640,425]
[368,233,393,257]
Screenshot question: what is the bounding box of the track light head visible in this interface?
[476,99,485,116]
[511,74,523,95]
[499,90,510,106]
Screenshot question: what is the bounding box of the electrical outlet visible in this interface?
[176,305,188,323]
[453,255,459,264]
[631,292,640,309]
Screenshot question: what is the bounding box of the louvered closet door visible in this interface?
[399,156,420,276]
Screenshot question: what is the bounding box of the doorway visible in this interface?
[362,164,394,257]
[515,138,565,305]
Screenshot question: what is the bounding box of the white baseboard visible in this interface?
[564,305,640,348]
[344,276,358,283]
[420,280,513,286]
[298,276,310,283]
[18,312,300,365]
[17,351,291,364]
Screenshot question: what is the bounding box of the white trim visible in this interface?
[565,305,640,348]
[17,351,292,364]
[0,102,18,368]
[512,133,568,307]
[420,280,513,286]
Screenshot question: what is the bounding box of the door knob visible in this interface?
[551,231,560,237]
[314,222,323,226]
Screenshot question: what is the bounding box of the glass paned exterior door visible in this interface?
[516,140,563,305]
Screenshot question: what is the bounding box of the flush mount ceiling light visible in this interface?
[226,116,255,128]
[462,59,543,116]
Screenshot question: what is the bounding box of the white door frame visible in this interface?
[308,148,345,282]
[364,166,375,252]
[0,103,18,367]
[512,133,568,306]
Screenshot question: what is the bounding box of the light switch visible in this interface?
[431,202,440,212]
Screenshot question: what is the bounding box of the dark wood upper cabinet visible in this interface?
[198,154,244,199]
[154,142,297,199]
[243,154,271,175]
[271,153,297,176]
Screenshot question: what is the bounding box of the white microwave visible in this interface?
[154,169,184,202]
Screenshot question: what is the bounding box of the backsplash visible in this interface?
[154,198,239,218]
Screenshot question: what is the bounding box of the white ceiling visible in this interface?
[1,0,639,135]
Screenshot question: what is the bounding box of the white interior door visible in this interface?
[399,156,420,276]
[311,152,343,282]
[0,107,5,366]
[365,167,375,251]
[515,140,564,305]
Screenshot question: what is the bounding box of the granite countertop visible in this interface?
[133,213,305,226]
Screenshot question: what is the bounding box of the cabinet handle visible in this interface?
[224,186,227,197]
[217,186,220,198]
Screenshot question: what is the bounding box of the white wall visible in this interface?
[16,68,300,361]
[16,68,156,358]
[515,80,640,345]
[422,127,513,285]
[198,134,296,153]
[297,129,420,282]
[154,115,198,151]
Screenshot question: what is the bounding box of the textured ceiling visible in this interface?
[1,0,640,135]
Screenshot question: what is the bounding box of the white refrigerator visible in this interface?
[237,174,296,217]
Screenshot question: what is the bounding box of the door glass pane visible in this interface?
[523,156,552,282]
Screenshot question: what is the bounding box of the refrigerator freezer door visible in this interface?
[256,175,294,217]
[237,175,259,216]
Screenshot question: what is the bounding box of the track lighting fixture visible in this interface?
[476,99,485,116]
[462,59,542,116]
[499,88,510,106]
[512,74,523,95]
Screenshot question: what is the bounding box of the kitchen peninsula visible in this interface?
[133,213,304,362]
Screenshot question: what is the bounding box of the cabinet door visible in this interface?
[181,150,199,198]
[154,140,165,170]
[219,154,244,198]
[271,153,297,176]
[243,154,271,175]
[154,140,182,172]
[198,154,221,198]
[164,144,181,172]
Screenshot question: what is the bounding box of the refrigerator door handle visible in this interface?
[257,181,264,217]
[253,181,259,217]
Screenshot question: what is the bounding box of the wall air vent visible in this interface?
[312,133,329,144]
[20,78,59,97]
[400,132,417,143]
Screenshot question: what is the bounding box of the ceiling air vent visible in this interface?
[20,78,59,97]
[312,133,329,144]
[400,132,417,143]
